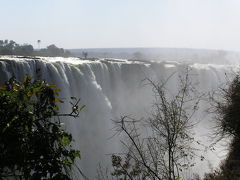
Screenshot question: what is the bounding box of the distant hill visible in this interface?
[69,48,240,64]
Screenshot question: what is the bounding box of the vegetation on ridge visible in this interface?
[0,39,71,57]
[204,74,240,180]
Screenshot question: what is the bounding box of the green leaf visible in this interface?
[49,84,57,88]
[79,105,86,111]
[52,88,60,92]
[55,98,64,103]
[73,150,81,159]
[61,136,71,146]
[27,91,33,97]
[0,86,6,91]
[62,159,72,166]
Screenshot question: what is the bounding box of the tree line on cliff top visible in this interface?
[0,39,71,57]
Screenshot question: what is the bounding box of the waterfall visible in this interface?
[0,56,238,179]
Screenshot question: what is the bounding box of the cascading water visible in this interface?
[0,56,238,179]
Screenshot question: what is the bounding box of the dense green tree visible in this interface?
[207,74,240,179]
[47,44,64,56]
[34,44,71,57]
[14,44,34,56]
[0,39,15,55]
[0,39,34,56]
[0,76,81,179]
[214,74,240,138]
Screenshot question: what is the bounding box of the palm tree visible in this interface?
[37,40,41,49]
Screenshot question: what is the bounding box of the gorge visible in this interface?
[0,56,238,179]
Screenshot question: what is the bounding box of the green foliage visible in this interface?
[175,178,181,180]
[209,73,240,179]
[35,44,71,57]
[0,39,71,57]
[0,40,33,56]
[0,76,80,179]
[214,74,240,138]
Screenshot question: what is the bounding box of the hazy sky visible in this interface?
[1,0,240,50]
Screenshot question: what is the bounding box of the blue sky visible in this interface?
[1,0,240,50]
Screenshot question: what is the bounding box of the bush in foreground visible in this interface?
[0,76,80,179]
